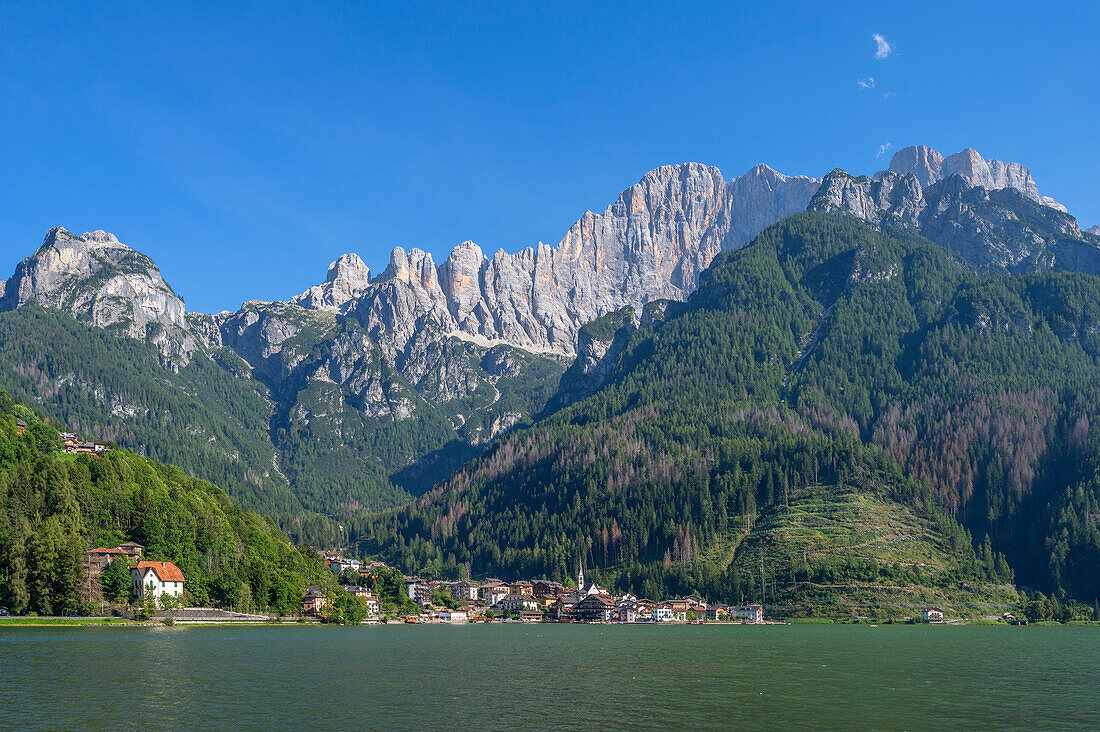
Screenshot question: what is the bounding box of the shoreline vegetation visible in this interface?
[3,613,1098,628]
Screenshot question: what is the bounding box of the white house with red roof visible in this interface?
[131,561,186,602]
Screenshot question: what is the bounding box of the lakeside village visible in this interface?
[314,551,767,625]
[73,544,970,626]
[75,542,768,624]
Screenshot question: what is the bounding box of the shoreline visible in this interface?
[2,616,1095,628]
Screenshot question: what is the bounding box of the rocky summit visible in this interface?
[0,227,194,368]
[810,146,1097,274]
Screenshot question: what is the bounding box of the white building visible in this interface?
[922,607,944,623]
[449,581,479,602]
[729,604,764,623]
[131,561,185,603]
[495,594,539,613]
[439,609,469,623]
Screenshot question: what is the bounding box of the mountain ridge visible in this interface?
[2,144,1097,547]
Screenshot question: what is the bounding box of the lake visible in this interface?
[1,623,1097,730]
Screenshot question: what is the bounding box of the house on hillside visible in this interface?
[86,542,143,573]
[922,607,945,623]
[68,440,106,455]
[303,586,327,615]
[85,547,129,576]
[15,420,26,435]
[343,585,372,599]
[131,561,185,603]
[117,542,144,559]
[405,577,433,606]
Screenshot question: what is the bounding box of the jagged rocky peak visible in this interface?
[887,145,944,187]
[0,226,193,366]
[293,253,372,310]
[1085,225,1100,237]
[379,246,439,291]
[884,145,1062,210]
[810,163,1094,275]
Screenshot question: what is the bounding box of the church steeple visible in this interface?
[577,561,584,593]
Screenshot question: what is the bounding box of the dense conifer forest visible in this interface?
[0,393,329,615]
[355,213,1100,611]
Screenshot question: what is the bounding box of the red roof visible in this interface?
[134,560,185,583]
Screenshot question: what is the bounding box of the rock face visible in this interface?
[1087,225,1100,236]
[292,254,371,310]
[884,145,1061,210]
[811,150,1095,274]
[293,162,820,358]
[550,306,639,410]
[0,227,193,367]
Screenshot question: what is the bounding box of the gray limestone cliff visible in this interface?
[293,162,820,359]
[291,253,371,310]
[811,150,1096,275]
[0,227,193,368]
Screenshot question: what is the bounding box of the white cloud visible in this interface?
[857,77,876,89]
[873,33,893,60]
[876,142,893,158]
[882,90,897,99]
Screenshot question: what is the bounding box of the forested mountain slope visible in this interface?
[359,212,1100,611]
[0,393,329,615]
[1,146,1097,562]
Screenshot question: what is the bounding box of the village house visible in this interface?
[131,561,185,603]
[706,604,731,621]
[531,579,566,597]
[449,580,480,602]
[405,577,433,606]
[518,609,543,622]
[658,600,689,622]
[634,600,655,623]
[479,582,509,607]
[303,586,327,615]
[572,594,615,623]
[508,581,534,596]
[922,607,945,623]
[730,604,764,623]
[343,585,372,599]
[683,594,707,609]
[653,605,674,622]
[495,594,539,614]
[550,593,581,621]
[15,420,26,435]
[68,440,107,455]
[615,599,639,624]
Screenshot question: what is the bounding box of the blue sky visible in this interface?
[1,1,1097,313]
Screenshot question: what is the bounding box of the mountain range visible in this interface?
[2,144,1099,613]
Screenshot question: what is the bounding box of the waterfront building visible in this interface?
[131,561,185,603]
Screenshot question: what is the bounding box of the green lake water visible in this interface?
[1,623,1097,730]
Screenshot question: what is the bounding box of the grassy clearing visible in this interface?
[732,484,1019,619]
